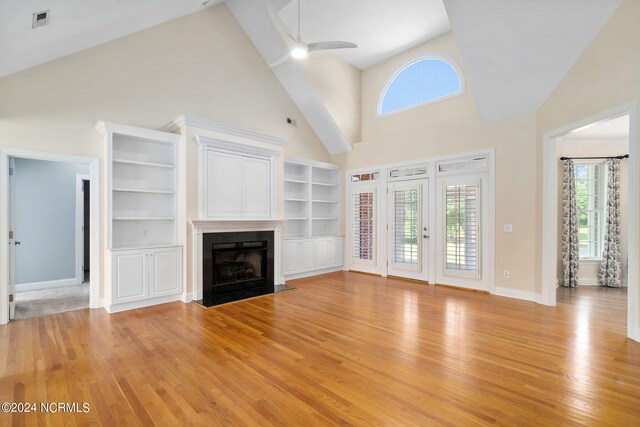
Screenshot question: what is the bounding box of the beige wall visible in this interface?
[0,4,330,300]
[537,0,639,323]
[332,33,538,293]
[300,52,362,145]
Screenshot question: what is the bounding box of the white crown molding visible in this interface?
[96,121,181,144]
[164,114,288,147]
[284,155,341,170]
[195,135,280,158]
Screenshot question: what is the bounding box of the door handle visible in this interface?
[14,241,21,245]
[423,235,428,239]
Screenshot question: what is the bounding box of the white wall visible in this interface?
[14,158,88,284]
[0,3,331,302]
[332,32,538,294]
[536,0,639,331]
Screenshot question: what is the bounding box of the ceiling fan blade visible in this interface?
[307,41,358,52]
[268,53,290,68]
[267,1,296,42]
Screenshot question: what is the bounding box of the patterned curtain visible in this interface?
[599,159,622,287]
[562,159,579,287]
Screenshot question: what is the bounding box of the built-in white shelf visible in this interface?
[113,217,175,221]
[100,121,180,250]
[113,159,175,169]
[113,188,175,195]
[284,158,340,239]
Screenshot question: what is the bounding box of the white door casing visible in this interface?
[8,158,16,320]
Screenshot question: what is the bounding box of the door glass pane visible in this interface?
[353,191,374,261]
[445,184,478,272]
[393,188,419,264]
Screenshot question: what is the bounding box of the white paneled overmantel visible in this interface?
[194,130,285,221]
[190,219,284,301]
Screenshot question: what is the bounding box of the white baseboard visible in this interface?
[104,294,182,314]
[181,292,193,303]
[629,327,640,343]
[491,286,536,302]
[285,266,343,281]
[16,278,79,292]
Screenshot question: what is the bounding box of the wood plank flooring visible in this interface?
[1,271,639,426]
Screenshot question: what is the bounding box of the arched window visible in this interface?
[379,56,463,115]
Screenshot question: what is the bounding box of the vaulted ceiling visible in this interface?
[0,0,626,155]
[443,0,623,122]
[0,0,224,79]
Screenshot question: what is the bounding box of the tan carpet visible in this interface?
[14,283,89,320]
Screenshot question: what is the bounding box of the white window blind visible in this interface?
[393,188,419,264]
[353,191,375,261]
[445,183,479,272]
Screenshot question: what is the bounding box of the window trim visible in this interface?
[377,53,466,118]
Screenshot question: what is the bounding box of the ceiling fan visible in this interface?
[268,0,357,67]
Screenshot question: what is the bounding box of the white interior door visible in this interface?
[387,179,428,281]
[8,158,16,319]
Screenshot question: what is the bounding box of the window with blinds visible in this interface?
[353,191,375,261]
[445,183,479,273]
[392,188,419,264]
[574,163,605,258]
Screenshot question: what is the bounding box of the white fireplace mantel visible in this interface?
[190,219,284,301]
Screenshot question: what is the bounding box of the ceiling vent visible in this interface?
[32,10,49,29]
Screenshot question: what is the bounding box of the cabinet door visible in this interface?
[207,150,241,217]
[112,250,148,304]
[243,157,271,218]
[331,237,344,268]
[299,239,316,272]
[284,240,300,275]
[315,238,331,270]
[148,247,182,298]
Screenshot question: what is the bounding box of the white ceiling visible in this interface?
[444,0,623,123]
[0,0,223,79]
[564,114,629,140]
[275,0,451,70]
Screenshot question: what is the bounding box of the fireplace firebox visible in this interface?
[200,231,274,306]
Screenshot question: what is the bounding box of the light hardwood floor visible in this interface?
[1,272,639,425]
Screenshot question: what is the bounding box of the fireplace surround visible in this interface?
[190,220,284,305]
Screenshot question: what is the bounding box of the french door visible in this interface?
[387,179,428,281]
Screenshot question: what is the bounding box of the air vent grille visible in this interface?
[32,10,49,29]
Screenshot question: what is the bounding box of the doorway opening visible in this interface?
[0,149,100,324]
[542,102,638,341]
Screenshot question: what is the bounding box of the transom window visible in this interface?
[379,56,463,116]
[574,163,605,258]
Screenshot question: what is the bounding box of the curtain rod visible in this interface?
[559,154,629,160]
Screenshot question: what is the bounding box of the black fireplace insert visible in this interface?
[200,231,275,306]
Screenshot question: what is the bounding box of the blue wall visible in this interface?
[14,158,89,284]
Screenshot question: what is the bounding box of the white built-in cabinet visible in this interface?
[283,157,344,278]
[111,246,182,305]
[198,137,274,220]
[97,121,183,313]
